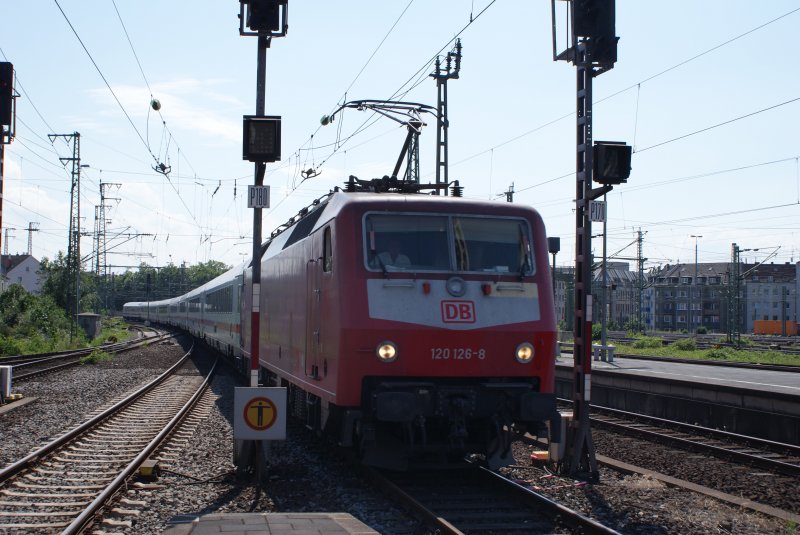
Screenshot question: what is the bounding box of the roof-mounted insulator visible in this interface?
[451,180,463,197]
[345,175,358,192]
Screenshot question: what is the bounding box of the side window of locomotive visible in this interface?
[453,217,534,275]
[323,226,332,273]
[365,214,450,271]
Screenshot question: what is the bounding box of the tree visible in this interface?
[39,253,70,311]
[39,253,100,314]
[109,260,230,310]
[187,260,230,288]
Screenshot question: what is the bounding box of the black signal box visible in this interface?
[0,62,13,127]
[593,141,631,185]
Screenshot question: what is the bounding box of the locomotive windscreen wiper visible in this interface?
[368,228,388,275]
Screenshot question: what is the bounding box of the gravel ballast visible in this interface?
[2,339,795,534]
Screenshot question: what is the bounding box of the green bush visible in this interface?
[632,336,663,349]
[706,347,738,360]
[0,335,22,356]
[80,349,113,364]
[0,285,74,356]
[695,326,708,334]
[91,317,131,347]
[624,319,644,334]
[592,323,602,341]
[672,337,697,351]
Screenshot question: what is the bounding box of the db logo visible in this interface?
[441,300,476,323]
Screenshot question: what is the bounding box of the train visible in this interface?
[123,175,560,469]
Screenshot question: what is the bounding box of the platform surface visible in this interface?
[556,354,800,397]
[161,512,380,535]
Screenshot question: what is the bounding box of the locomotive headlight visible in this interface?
[376,341,398,362]
[516,342,534,363]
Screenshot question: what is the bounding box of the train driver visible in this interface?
[378,238,411,267]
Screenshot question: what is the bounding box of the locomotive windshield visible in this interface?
[364,213,534,274]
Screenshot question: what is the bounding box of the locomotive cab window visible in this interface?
[365,215,450,271]
[364,213,534,275]
[454,217,533,275]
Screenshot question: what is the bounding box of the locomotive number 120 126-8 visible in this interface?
[430,347,486,360]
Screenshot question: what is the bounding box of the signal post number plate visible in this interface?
[431,347,486,360]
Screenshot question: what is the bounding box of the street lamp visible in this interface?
[691,235,702,332]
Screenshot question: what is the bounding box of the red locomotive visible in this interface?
[125,177,559,469]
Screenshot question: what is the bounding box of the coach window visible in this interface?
[323,226,333,272]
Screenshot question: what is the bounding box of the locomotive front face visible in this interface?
[360,210,553,376]
[348,207,558,467]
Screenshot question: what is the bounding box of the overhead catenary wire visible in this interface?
[295,0,499,188]
[52,0,155,165]
[110,0,202,213]
[47,0,209,257]
[7,3,796,267]
[329,6,799,265]
[430,5,800,180]
[635,97,800,154]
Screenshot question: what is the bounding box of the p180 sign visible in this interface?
[248,185,271,208]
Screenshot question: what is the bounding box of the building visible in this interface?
[743,262,799,334]
[552,260,799,336]
[553,266,574,329]
[0,254,43,295]
[592,262,641,330]
[648,261,800,335]
[650,262,730,333]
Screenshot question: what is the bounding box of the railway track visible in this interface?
[8,332,176,382]
[0,342,216,534]
[362,462,618,534]
[584,403,800,477]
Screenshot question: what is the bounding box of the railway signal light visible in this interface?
[572,0,618,64]
[241,0,286,33]
[0,62,13,127]
[593,141,631,185]
[242,115,281,163]
[573,0,615,40]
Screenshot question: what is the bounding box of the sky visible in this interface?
[1,0,799,276]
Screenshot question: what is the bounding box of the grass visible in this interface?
[0,316,134,359]
[80,348,113,364]
[613,336,800,366]
[90,317,133,346]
